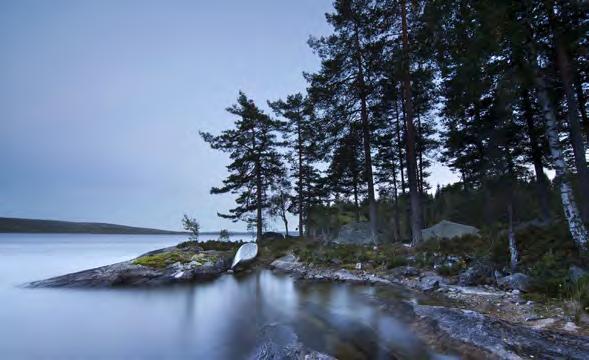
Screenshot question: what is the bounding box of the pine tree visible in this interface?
[306,0,384,241]
[200,92,285,239]
[269,93,322,237]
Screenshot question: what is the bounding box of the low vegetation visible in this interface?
[176,240,243,252]
[134,240,242,269]
[133,251,194,269]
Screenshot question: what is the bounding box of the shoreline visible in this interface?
[26,243,589,359]
[269,254,589,359]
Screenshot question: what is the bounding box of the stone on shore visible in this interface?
[496,273,531,292]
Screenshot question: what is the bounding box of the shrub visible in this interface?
[528,250,570,297]
[133,251,191,269]
[177,240,200,249]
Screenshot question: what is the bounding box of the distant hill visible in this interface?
[0,217,187,235]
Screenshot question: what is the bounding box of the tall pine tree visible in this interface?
[200,92,285,239]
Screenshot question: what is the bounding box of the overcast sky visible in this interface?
[0,0,458,231]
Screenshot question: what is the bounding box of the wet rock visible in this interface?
[496,273,531,292]
[458,261,494,286]
[250,323,335,360]
[570,265,588,282]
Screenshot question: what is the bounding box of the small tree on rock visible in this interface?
[182,215,200,241]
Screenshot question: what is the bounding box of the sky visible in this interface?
[0,0,458,231]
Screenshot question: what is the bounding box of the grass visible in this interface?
[133,251,193,269]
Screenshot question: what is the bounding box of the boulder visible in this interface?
[270,254,302,273]
[496,273,531,292]
[419,272,448,292]
[458,261,494,286]
[421,220,479,241]
[334,222,374,245]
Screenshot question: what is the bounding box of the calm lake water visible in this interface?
[0,234,441,360]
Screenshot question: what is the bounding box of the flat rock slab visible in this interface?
[413,305,589,360]
[27,248,233,288]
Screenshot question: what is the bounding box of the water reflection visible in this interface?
[0,234,438,359]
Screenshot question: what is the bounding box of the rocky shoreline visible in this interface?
[270,254,589,359]
[26,243,589,359]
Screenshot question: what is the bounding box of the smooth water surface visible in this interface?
[0,234,433,359]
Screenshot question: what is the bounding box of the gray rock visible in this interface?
[421,220,480,241]
[458,261,494,286]
[329,258,342,265]
[570,265,588,282]
[270,254,302,273]
[496,273,531,292]
[389,265,419,278]
[413,304,589,359]
[419,272,447,292]
[334,221,374,245]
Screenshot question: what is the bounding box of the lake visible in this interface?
[0,234,441,359]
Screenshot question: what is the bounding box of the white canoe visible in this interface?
[231,242,258,269]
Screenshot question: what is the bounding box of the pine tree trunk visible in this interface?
[522,89,551,221]
[256,164,263,240]
[507,203,519,271]
[390,131,402,242]
[353,26,377,242]
[353,173,360,223]
[401,0,423,246]
[534,72,589,251]
[554,43,589,222]
[297,120,304,238]
[417,112,424,195]
[394,97,406,194]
